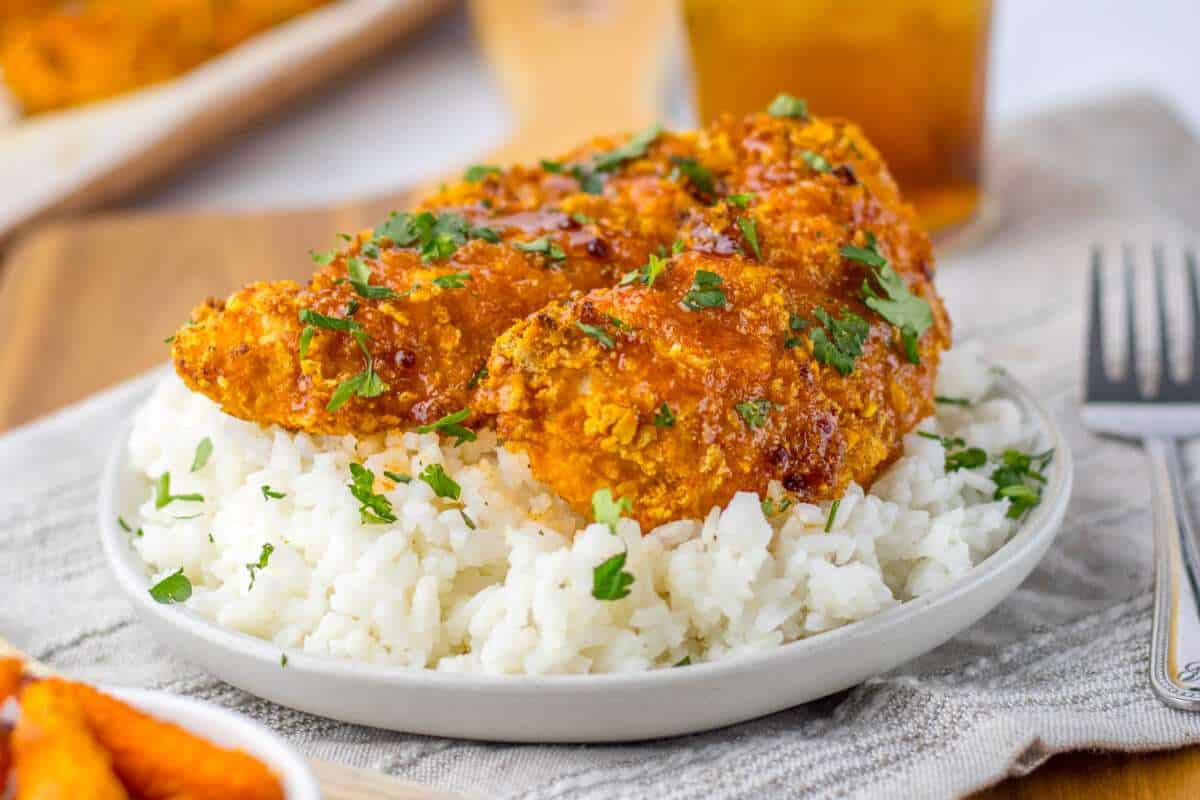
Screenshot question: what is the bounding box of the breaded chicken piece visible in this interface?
[173,198,695,433]
[1,0,329,114]
[476,243,946,529]
[173,107,948,526]
[476,113,950,527]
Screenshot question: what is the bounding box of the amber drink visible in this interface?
[682,0,992,234]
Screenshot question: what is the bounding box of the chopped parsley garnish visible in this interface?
[154,472,203,509]
[785,312,808,348]
[726,192,756,208]
[800,150,833,173]
[467,365,489,389]
[432,271,472,289]
[947,448,988,471]
[384,470,411,484]
[419,463,461,500]
[246,543,274,590]
[299,308,363,335]
[514,237,567,262]
[592,552,635,601]
[762,497,793,517]
[668,156,715,197]
[281,654,288,668]
[576,321,615,349]
[767,93,809,120]
[843,234,933,363]
[346,256,401,300]
[992,449,1053,518]
[824,499,841,532]
[117,516,131,532]
[459,509,476,530]
[261,485,285,500]
[917,431,988,473]
[571,165,605,194]
[734,398,774,429]
[163,335,175,344]
[416,407,477,446]
[310,249,337,266]
[191,437,213,472]
[737,216,762,260]
[935,395,971,407]
[592,488,632,534]
[809,307,869,376]
[592,123,662,172]
[619,253,668,287]
[675,655,692,667]
[348,463,397,524]
[571,212,593,225]
[464,164,501,181]
[552,123,661,195]
[653,402,675,428]
[297,307,371,364]
[606,315,631,331]
[374,211,499,262]
[149,568,192,604]
[327,364,387,413]
[681,270,727,310]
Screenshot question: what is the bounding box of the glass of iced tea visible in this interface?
[681,0,992,236]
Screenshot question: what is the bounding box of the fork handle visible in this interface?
[1146,436,1200,709]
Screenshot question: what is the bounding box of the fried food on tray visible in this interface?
[171,102,948,522]
[0,659,284,800]
[57,679,284,800]
[0,0,330,114]
[13,680,130,800]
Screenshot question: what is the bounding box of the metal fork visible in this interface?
[1082,245,1200,710]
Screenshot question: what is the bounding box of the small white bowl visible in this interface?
[99,373,1071,743]
[109,687,320,800]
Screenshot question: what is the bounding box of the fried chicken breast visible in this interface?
[172,103,949,526]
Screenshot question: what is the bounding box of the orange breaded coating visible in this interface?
[0,657,21,703]
[13,680,129,800]
[477,246,945,528]
[52,679,284,800]
[478,114,948,526]
[173,159,702,433]
[171,106,948,526]
[0,0,329,114]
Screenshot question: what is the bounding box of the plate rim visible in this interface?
[98,371,1073,693]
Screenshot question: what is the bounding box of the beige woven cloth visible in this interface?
[3,92,1200,799]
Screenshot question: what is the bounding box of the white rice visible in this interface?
[126,342,1041,674]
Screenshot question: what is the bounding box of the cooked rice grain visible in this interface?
[127,342,1037,674]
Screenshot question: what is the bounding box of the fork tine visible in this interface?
[1123,245,1143,397]
[1153,245,1178,396]
[1086,246,1111,400]
[1188,249,1200,392]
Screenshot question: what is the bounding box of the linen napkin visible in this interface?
[4,91,1200,800]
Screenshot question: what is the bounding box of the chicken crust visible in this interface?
[172,108,949,527]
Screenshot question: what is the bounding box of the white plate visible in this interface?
[110,687,320,799]
[98,375,1072,743]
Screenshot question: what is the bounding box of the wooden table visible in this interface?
[1,206,1198,799]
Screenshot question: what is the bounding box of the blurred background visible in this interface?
[1,0,1196,237]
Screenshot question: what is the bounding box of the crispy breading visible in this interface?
[52,678,284,800]
[171,109,948,526]
[173,162,701,433]
[13,680,129,800]
[478,115,948,525]
[0,0,329,114]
